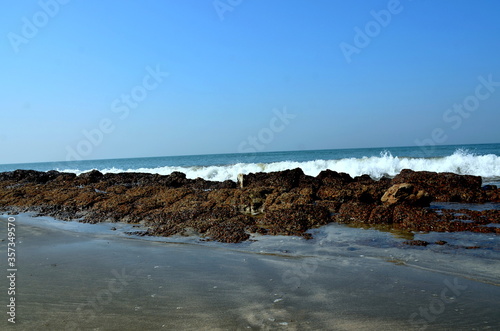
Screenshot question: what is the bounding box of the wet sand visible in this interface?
[1,214,499,330]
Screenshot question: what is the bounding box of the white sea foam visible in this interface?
[58,150,500,182]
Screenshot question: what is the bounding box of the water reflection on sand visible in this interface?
[1,214,499,330]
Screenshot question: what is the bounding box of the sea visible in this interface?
[2,144,500,329]
[1,143,499,185]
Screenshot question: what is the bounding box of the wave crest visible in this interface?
[58,150,500,182]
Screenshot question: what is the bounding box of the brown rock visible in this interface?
[392,169,484,202]
[368,205,394,224]
[336,202,374,224]
[259,205,330,237]
[316,170,353,187]
[0,168,497,243]
[403,240,429,247]
[381,183,432,207]
[242,168,313,191]
[483,185,500,202]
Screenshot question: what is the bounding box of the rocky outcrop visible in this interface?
[392,169,484,202]
[381,183,432,207]
[0,168,499,243]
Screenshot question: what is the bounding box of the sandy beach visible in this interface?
[1,213,499,330]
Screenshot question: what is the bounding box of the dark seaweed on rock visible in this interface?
[0,168,499,243]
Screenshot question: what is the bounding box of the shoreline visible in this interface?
[0,168,499,244]
[7,211,500,286]
[1,214,500,330]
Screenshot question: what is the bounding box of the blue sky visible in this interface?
[1,0,500,164]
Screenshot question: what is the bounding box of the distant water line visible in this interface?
[0,143,499,184]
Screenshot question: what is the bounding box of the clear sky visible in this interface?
[1,0,500,164]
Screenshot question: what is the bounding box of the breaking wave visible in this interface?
[57,150,500,183]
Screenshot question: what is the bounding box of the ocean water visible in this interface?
[1,145,500,329]
[1,143,500,185]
